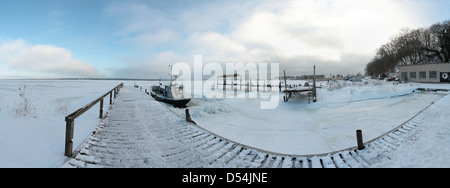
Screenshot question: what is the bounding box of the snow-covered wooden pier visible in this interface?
[66,84,447,168]
[416,88,450,92]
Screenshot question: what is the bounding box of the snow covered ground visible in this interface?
[0,80,121,167]
[0,79,449,167]
[371,93,450,168]
[167,80,448,155]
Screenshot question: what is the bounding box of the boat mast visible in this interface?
[169,64,172,83]
[169,56,173,84]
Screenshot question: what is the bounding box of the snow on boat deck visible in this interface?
[66,84,450,168]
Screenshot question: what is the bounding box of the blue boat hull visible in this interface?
[150,91,191,108]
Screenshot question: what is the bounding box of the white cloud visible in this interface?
[188,32,247,58]
[233,0,427,62]
[0,39,103,78]
[223,0,431,74]
[103,0,435,77]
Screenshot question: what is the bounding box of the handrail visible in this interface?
[64,83,123,157]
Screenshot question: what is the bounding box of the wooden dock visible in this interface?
[282,86,322,102]
[65,84,438,168]
[416,88,449,92]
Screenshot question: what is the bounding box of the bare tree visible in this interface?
[365,20,450,76]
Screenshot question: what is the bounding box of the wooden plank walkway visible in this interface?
[66,84,432,168]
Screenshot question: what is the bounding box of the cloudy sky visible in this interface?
[0,0,449,79]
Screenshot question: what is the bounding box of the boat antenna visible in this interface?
[169,56,174,84]
[169,64,173,84]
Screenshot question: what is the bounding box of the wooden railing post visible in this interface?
[65,118,74,157]
[99,98,104,118]
[110,91,113,104]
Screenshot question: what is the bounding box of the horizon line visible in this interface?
[0,78,170,81]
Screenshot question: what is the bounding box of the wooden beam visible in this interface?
[64,119,74,157]
[99,98,103,119]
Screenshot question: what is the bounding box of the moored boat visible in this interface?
[150,83,190,108]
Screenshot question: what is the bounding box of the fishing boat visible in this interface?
[150,83,190,108]
[150,64,190,108]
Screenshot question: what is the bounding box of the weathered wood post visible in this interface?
[109,91,113,104]
[257,79,259,92]
[356,130,365,150]
[284,70,288,101]
[313,65,317,102]
[223,76,226,90]
[185,109,196,125]
[99,98,104,118]
[185,109,191,122]
[65,118,74,157]
[279,80,281,92]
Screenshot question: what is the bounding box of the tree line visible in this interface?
[365,20,450,76]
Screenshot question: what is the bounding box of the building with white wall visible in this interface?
[399,63,450,83]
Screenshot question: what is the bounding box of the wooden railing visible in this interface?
[64,83,124,157]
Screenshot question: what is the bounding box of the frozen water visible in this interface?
[168,80,446,155]
[0,79,449,167]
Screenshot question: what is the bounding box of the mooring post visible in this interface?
[223,76,226,90]
[283,70,287,91]
[65,119,74,157]
[185,109,196,125]
[356,130,365,150]
[257,79,259,92]
[279,80,281,92]
[313,65,317,102]
[185,109,191,122]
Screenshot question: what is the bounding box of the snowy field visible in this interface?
[159,80,448,155]
[0,79,449,167]
[0,80,122,167]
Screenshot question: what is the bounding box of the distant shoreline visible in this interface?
[0,78,171,81]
